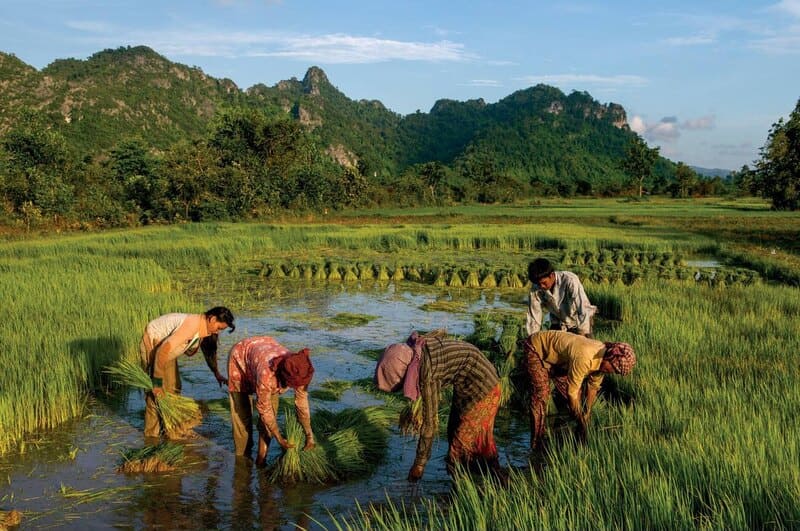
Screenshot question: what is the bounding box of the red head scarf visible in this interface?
[277,348,315,388]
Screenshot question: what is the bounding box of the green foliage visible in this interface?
[752,98,800,210]
[622,135,661,197]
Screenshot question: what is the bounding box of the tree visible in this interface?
[673,162,698,198]
[753,99,800,210]
[622,135,660,197]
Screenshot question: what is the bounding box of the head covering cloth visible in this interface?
[277,347,315,388]
[603,342,637,376]
[374,331,428,401]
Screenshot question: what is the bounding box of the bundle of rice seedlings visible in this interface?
[497,352,517,407]
[301,264,314,280]
[104,360,201,434]
[357,263,374,280]
[327,263,342,281]
[313,263,328,281]
[561,252,574,266]
[376,264,391,281]
[117,442,184,473]
[613,250,625,267]
[497,273,511,288]
[499,319,521,356]
[398,398,423,435]
[343,265,359,282]
[584,250,598,265]
[508,272,524,289]
[638,252,650,265]
[268,264,286,279]
[480,271,497,288]
[406,265,422,282]
[258,264,270,277]
[269,410,337,485]
[468,313,495,349]
[287,265,301,279]
[448,270,463,287]
[464,270,481,288]
[310,380,353,401]
[598,249,612,265]
[392,265,406,282]
[0,510,22,528]
[433,271,447,287]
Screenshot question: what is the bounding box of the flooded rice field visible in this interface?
[1,284,533,530]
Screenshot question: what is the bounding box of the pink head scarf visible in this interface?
[374,332,427,401]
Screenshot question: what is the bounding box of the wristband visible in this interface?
[151,376,163,388]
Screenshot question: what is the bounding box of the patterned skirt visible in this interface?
[447,384,501,470]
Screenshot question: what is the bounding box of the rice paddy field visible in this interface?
[1,197,799,529]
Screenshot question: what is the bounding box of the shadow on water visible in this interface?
[0,283,607,529]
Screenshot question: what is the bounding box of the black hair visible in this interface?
[204,306,235,332]
[527,258,554,282]
[200,334,218,357]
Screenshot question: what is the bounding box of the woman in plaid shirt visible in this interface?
[375,332,503,482]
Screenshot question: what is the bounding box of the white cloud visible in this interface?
[771,0,800,18]
[749,27,800,53]
[65,20,113,33]
[663,34,715,46]
[83,28,475,64]
[463,79,502,87]
[682,115,715,130]
[631,114,715,142]
[517,73,648,88]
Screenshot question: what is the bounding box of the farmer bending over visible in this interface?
[524,330,636,449]
[375,332,504,482]
[140,306,235,438]
[227,336,315,466]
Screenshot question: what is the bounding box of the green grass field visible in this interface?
[1,198,798,528]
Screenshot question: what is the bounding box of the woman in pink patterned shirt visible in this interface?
[227,336,315,465]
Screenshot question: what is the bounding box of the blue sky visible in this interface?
[1,0,799,170]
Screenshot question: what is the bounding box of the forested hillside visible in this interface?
[0,45,743,229]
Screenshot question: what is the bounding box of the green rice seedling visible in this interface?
[496,351,517,407]
[356,348,384,360]
[405,265,422,282]
[598,249,612,265]
[508,272,525,289]
[480,270,497,288]
[301,264,314,280]
[287,264,301,278]
[330,313,376,327]
[327,263,342,281]
[499,317,522,356]
[313,263,327,281]
[343,265,359,282]
[392,265,405,281]
[310,380,353,401]
[116,442,184,473]
[376,264,391,281]
[269,409,337,485]
[258,263,270,277]
[448,270,464,288]
[561,252,574,266]
[433,270,447,287]
[584,250,598,265]
[571,249,586,265]
[420,300,468,312]
[464,270,481,288]
[468,313,496,350]
[357,262,374,280]
[398,398,423,435]
[496,272,511,288]
[268,264,286,279]
[104,360,201,434]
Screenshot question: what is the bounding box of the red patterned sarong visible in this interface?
[448,384,501,470]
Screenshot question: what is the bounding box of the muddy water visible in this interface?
[0,284,533,530]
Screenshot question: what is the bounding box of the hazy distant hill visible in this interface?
[1,45,648,189]
[691,166,732,178]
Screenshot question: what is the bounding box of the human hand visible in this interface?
[215,372,228,387]
[407,464,425,482]
[276,436,296,450]
[303,437,316,451]
[152,386,165,399]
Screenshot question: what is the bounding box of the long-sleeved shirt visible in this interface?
[227,336,311,437]
[415,338,499,469]
[526,271,596,336]
[525,331,606,447]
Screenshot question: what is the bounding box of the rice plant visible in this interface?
[116,442,184,473]
[104,359,201,433]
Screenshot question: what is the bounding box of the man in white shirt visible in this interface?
[526,258,596,337]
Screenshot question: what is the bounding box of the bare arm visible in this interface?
[294,385,315,450]
[201,334,227,386]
